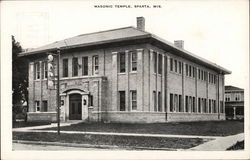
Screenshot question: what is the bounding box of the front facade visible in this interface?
[21,17,231,123]
[225,86,244,120]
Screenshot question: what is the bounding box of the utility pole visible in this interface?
[57,49,61,135]
[48,50,61,135]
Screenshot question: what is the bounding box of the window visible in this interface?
[131,51,137,71]
[178,61,182,74]
[170,93,173,112]
[93,56,99,74]
[63,59,68,77]
[201,70,204,80]
[209,99,211,113]
[193,67,195,78]
[186,64,188,76]
[170,58,173,71]
[131,90,137,110]
[89,95,93,106]
[189,65,192,77]
[179,95,182,112]
[185,96,189,112]
[214,75,216,84]
[72,57,78,77]
[235,94,240,101]
[119,52,126,73]
[35,101,40,112]
[153,91,157,111]
[42,100,48,112]
[35,62,40,80]
[198,98,201,113]
[204,99,207,113]
[174,94,178,112]
[174,60,177,72]
[225,94,231,101]
[158,92,162,112]
[82,57,88,76]
[153,52,157,73]
[198,69,201,79]
[41,61,48,79]
[158,54,162,74]
[119,91,125,111]
[192,97,195,112]
[213,100,217,113]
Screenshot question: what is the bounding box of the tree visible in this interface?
[12,35,28,121]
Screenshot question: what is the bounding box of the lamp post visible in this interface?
[57,49,61,135]
[47,49,61,135]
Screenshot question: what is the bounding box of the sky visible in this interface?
[2,0,249,89]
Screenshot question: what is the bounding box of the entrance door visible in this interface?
[69,94,82,120]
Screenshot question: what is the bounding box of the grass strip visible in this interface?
[227,141,244,150]
[13,131,206,149]
[41,121,244,136]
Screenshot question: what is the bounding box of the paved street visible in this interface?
[13,143,113,151]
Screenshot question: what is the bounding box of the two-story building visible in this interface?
[19,17,231,123]
[225,85,244,120]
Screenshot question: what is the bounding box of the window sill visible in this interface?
[118,72,126,75]
[129,71,137,74]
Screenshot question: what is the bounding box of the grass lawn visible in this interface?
[42,120,244,136]
[13,132,206,149]
[13,121,51,128]
[227,141,244,150]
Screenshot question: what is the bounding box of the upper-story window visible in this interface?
[235,93,241,101]
[72,57,78,77]
[185,64,188,76]
[174,60,178,72]
[119,52,126,73]
[153,52,157,73]
[178,61,182,74]
[189,65,192,77]
[82,57,88,76]
[41,61,48,79]
[214,75,217,84]
[158,54,162,74]
[170,58,173,71]
[93,55,99,74]
[192,67,196,78]
[131,51,137,72]
[225,94,231,101]
[201,70,204,80]
[198,69,201,79]
[63,59,68,77]
[35,62,40,80]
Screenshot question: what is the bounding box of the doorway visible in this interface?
[69,94,82,120]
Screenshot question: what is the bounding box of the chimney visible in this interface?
[137,17,145,31]
[174,40,184,49]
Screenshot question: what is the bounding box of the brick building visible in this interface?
[225,85,244,120]
[20,17,231,123]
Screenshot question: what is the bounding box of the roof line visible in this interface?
[150,34,231,74]
[76,26,136,37]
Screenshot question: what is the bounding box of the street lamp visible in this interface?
[47,49,61,135]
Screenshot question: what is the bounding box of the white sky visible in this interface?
[3,0,249,89]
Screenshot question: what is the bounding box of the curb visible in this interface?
[13,140,176,151]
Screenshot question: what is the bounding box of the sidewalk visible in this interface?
[13,124,220,139]
[188,133,244,151]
